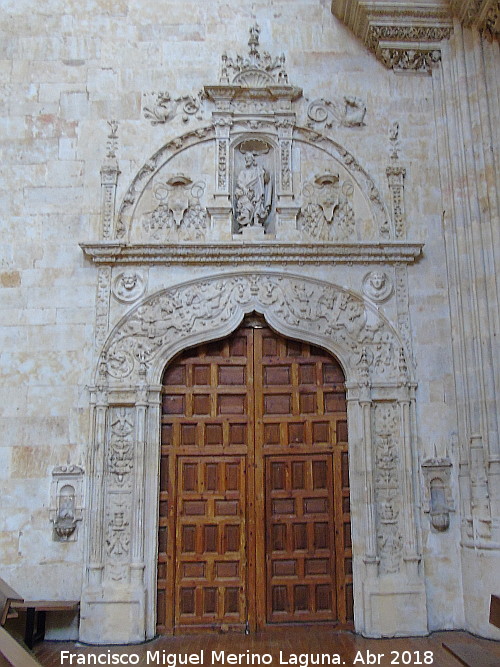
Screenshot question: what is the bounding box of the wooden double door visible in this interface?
[157,320,353,633]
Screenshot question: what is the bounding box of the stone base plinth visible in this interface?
[79,586,146,644]
[361,577,428,637]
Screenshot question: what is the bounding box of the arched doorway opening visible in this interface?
[156,316,353,633]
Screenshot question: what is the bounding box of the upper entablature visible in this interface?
[331,1,498,72]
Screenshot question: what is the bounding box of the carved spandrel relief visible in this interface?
[128,140,214,244]
[298,174,355,241]
[100,274,402,386]
[141,175,208,241]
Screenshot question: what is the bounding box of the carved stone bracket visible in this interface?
[450,1,500,40]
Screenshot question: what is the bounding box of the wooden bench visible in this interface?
[0,577,79,649]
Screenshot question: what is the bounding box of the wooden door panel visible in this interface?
[175,456,246,629]
[265,455,336,623]
[158,321,351,633]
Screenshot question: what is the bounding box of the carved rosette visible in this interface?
[99,274,404,387]
[373,403,404,574]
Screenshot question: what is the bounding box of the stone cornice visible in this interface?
[80,241,423,265]
[331,1,498,72]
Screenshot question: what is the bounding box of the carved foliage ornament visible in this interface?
[99,274,405,386]
[142,90,205,125]
[307,97,366,129]
[380,49,442,74]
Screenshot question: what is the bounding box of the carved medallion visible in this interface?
[112,270,146,303]
[362,271,393,303]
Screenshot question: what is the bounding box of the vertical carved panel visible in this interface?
[217,139,228,191]
[95,266,111,349]
[279,138,292,193]
[100,120,120,239]
[104,406,135,582]
[394,263,412,361]
[373,403,403,574]
[386,166,406,239]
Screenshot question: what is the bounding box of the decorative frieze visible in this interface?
[380,49,442,74]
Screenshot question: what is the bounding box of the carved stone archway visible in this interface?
[80,271,428,643]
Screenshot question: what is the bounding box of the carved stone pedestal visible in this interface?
[238,226,267,240]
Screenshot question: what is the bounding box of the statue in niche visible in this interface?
[234,140,273,232]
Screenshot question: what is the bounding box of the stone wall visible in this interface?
[0,0,498,642]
